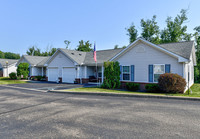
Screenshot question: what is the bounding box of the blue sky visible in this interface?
[0,0,200,55]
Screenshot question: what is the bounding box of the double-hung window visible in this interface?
[153,64,165,82]
[123,66,130,80]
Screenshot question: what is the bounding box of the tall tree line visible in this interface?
[0,50,20,59]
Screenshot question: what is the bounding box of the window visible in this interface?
[153,64,165,82]
[123,66,130,80]
[98,72,102,77]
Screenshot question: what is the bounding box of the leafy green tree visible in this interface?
[48,48,57,56]
[140,15,160,44]
[161,9,189,43]
[101,61,121,89]
[26,46,41,56]
[194,26,200,82]
[64,40,71,49]
[4,52,20,59]
[0,51,5,58]
[126,23,138,43]
[122,45,127,48]
[114,45,119,49]
[17,63,29,79]
[76,40,92,52]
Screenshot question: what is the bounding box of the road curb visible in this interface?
[49,90,200,101]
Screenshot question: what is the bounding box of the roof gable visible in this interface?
[110,38,190,63]
[17,55,49,66]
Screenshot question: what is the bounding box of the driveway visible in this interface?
[0,85,200,138]
[4,81,89,91]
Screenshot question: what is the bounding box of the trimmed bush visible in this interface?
[35,76,42,81]
[126,82,140,91]
[145,84,160,93]
[9,72,17,80]
[158,73,186,94]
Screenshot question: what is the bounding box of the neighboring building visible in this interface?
[17,55,50,77]
[44,38,196,91]
[0,59,18,77]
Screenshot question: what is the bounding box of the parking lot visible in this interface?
[0,83,200,138]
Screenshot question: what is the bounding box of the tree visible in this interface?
[76,40,92,52]
[0,51,5,58]
[114,45,119,49]
[122,45,127,49]
[161,9,189,43]
[64,40,71,49]
[102,61,121,89]
[140,15,160,44]
[17,63,29,79]
[194,26,200,82]
[4,52,20,59]
[48,48,57,56]
[26,46,41,56]
[126,23,138,43]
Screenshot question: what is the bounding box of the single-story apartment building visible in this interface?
[0,59,18,77]
[17,38,196,90]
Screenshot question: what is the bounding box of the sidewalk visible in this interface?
[49,90,200,101]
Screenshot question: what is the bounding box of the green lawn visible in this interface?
[64,87,166,96]
[65,84,200,98]
[0,77,28,84]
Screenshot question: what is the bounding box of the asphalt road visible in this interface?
[0,85,200,138]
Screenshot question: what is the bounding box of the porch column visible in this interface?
[84,66,87,78]
[42,67,44,76]
[101,66,104,83]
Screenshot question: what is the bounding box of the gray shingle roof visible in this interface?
[37,56,51,67]
[59,48,124,65]
[84,48,124,65]
[23,55,50,66]
[158,41,194,59]
[0,59,18,67]
[60,48,86,65]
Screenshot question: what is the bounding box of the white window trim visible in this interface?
[153,64,165,83]
[122,65,131,81]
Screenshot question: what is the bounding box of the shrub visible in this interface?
[102,61,121,89]
[35,76,42,81]
[145,84,160,93]
[158,73,186,94]
[9,72,17,80]
[17,63,29,79]
[126,82,140,91]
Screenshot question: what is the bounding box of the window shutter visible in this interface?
[131,65,134,81]
[120,65,122,80]
[149,65,153,82]
[165,64,171,73]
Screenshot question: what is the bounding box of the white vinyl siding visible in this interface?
[117,42,183,83]
[48,52,76,78]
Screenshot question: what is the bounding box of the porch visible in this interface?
[75,65,104,84]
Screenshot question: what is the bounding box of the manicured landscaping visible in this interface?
[0,77,28,84]
[64,87,166,96]
[64,83,200,98]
